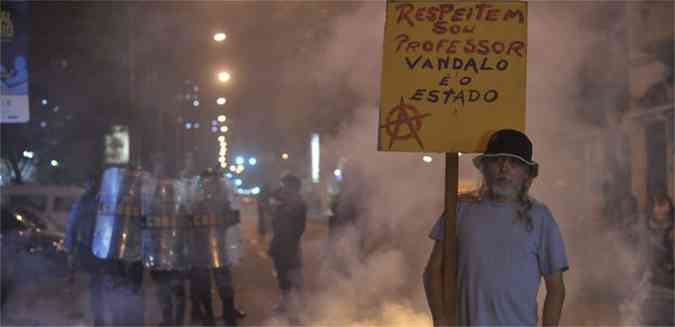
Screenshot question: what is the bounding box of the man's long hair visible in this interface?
[474,165,536,232]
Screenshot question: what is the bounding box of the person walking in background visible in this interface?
[639,192,674,326]
[268,173,307,314]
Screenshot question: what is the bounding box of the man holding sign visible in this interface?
[424,129,568,326]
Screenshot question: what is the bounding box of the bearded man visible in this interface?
[424,129,568,327]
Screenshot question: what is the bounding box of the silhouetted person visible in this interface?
[268,174,307,314]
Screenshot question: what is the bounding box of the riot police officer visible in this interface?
[213,178,244,326]
[64,173,106,326]
[144,178,190,326]
[91,166,153,326]
[188,169,243,326]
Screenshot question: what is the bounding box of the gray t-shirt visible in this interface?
[429,198,569,326]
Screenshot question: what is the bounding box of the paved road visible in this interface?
[1,203,628,326]
[0,204,330,326]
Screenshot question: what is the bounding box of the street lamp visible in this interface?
[217,71,231,83]
[218,135,226,142]
[281,153,289,160]
[214,32,226,42]
[220,126,228,133]
[217,115,226,122]
[217,97,227,105]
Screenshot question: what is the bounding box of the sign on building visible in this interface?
[378,1,528,153]
[1,1,30,123]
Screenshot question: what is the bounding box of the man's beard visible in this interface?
[490,179,522,199]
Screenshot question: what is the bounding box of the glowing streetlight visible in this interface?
[248,157,257,166]
[251,187,261,195]
[50,160,59,167]
[217,97,227,105]
[334,169,342,177]
[220,162,227,168]
[237,164,245,171]
[235,157,244,165]
[218,135,226,142]
[41,99,48,106]
[220,126,229,133]
[234,179,242,187]
[281,153,289,160]
[218,157,226,163]
[214,32,227,42]
[422,155,433,163]
[217,115,226,122]
[192,100,200,107]
[218,71,231,83]
[229,165,237,172]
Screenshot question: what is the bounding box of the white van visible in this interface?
[1,184,84,233]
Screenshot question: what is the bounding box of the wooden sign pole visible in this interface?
[442,153,459,326]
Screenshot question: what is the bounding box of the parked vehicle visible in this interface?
[1,206,68,285]
[1,184,84,232]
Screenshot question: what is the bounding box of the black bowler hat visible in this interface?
[473,129,538,171]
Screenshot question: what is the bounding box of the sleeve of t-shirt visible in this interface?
[538,208,570,276]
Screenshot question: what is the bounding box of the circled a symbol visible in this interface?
[380,97,431,150]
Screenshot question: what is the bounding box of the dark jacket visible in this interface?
[268,192,306,268]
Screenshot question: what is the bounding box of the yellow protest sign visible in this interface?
[378,1,527,153]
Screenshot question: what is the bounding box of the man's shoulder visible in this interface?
[528,198,558,225]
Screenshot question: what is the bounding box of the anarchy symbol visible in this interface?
[380,97,431,150]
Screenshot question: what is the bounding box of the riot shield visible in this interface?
[142,179,191,271]
[92,167,156,261]
[188,175,240,268]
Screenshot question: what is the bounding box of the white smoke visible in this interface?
[269,1,672,326]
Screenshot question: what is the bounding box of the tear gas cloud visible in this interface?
[279,2,672,326]
[6,2,670,326]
